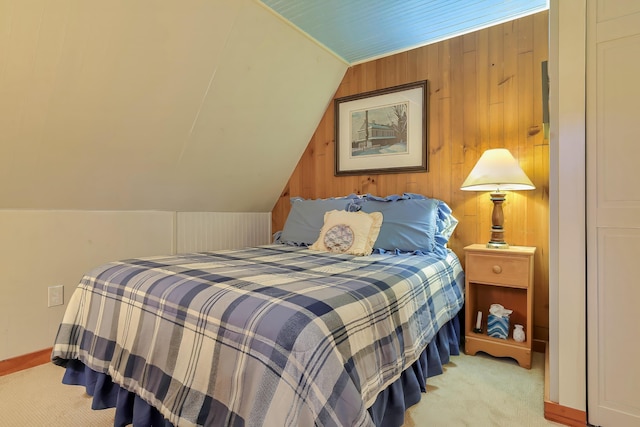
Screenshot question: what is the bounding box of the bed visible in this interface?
[51,194,464,427]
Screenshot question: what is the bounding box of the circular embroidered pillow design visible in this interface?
[323,224,354,252]
[309,210,383,256]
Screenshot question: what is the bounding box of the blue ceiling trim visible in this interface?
[261,0,549,64]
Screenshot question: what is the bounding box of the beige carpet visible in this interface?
[403,352,563,427]
[0,352,563,427]
[0,362,115,426]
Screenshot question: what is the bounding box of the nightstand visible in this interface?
[463,244,536,369]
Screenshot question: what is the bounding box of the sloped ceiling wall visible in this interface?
[0,0,347,212]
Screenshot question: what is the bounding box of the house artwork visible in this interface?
[351,104,408,156]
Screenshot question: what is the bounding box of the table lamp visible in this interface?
[460,148,535,248]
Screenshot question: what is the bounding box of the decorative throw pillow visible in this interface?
[310,210,383,256]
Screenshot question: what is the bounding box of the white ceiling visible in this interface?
[260,0,549,64]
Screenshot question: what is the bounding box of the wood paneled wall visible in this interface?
[272,11,549,340]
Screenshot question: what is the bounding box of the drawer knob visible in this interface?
[492,265,502,274]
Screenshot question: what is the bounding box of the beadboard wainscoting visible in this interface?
[176,212,272,253]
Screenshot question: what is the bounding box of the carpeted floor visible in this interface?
[0,362,116,426]
[0,351,563,426]
[403,351,563,427]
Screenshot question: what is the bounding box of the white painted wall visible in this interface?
[548,0,587,411]
[0,0,347,213]
[0,210,175,360]
[0,210,272,361]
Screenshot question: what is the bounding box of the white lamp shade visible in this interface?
[460,148,535,191]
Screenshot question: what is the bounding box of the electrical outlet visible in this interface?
[48,285,64,307]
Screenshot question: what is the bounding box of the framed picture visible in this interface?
[334,80,428,176]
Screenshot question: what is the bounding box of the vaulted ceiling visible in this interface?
[260,0,549,64]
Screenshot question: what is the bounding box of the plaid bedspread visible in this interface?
[52,245,464,427]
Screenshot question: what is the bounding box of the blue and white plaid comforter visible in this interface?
[52,245,464,427]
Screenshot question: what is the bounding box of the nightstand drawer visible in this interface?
[466,253,530,288]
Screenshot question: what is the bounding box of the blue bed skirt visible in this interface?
[60,315,460,427]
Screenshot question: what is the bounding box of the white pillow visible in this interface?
[310,210,383,256]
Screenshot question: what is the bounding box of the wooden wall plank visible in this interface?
[271,11,549,341]
[450,36,465,166]
[488,24,505,106]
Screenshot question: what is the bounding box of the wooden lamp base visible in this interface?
[487,191,509,249]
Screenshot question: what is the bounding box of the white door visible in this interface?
[587,1,640,425]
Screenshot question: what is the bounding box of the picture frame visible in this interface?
[334,80,428,176]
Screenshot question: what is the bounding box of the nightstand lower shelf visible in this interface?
[465,333,532,369]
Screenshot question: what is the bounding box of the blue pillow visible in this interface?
[402,193,458,245]
[434,199,458,247]
[277,196,360,246]
[360,197,439,253]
